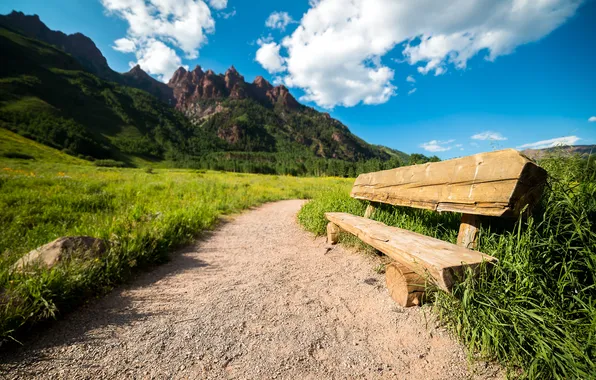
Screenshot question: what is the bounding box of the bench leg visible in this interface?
[385,262,425,307]
[363,203,376,219]
[326,222,340,244]
[457,214,480,249]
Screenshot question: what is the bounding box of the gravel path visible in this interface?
[0,200,501,379]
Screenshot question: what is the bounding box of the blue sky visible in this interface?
[1,0,595,158]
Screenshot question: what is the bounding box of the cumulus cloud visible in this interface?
[102,0,226,81]
[113,37,136,53]
[589,116,596,122]
[420,139,456,152]
[255,39,286,73]
[471,131,508,141]
[208,0,227,10]
[408,88,417,95]
[406,75,416,83]
[135,39,187,81]
[265,11,295,31]
[517,136,580,150]
[255,0,581,108]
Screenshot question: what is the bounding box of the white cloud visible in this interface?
[589,116,596,122]
[255,40,286,73]
[408,88,417,95]
[406,75,416,83]
[265,11,295,31]
[219,9,236,19]
[420,139,456,152]
[102,0,224,81]
[208,0,227,10]
[113,37,136,53]
[256,0,581,108]
[471,131,508,141]
[135,39,187,82]
[517,136,581,150]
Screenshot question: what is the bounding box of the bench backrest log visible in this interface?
[351,149,547,218]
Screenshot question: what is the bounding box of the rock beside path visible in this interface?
[12,236,108,271]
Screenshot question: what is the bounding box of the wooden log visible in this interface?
[385,262,425,307]
[457,214,480,249]
[363,203,376,219]
[326,222,340,244]
[325,212,497,291]
[350,149,547,217]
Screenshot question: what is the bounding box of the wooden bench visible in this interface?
[325,149,547,307]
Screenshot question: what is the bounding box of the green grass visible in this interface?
[298,154,596,379]
[0,128,88,165]
[0,158,352,342]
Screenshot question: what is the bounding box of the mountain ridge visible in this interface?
[0,10,175,104]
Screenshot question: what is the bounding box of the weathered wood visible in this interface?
[325,212,496,292]
[363,204,376,219]
[457,214,480,249]
[385,262,425,307]
[326,222,340,244]
[350,149,547,217]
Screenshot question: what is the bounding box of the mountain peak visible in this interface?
[192,65,203,74]
[253,76,273,90]
[0,10,115,81]
[167,66,299,110]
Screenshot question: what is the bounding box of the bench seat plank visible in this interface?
[325,212,497,292]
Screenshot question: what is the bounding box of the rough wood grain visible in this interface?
[350,149,547,217]
[385,262,425,307]
[325,212,496,291]
[327,222,340,244]
[457,214,480,249]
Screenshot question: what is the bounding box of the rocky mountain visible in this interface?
[0,11,174,104]
[169,66,299,115]
[165,65,388,160]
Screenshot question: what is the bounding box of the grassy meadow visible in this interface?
[0,156,352,342]
[2,144,594,379]
[299,154,596,379]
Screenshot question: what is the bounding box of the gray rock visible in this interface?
[12,236,108,271]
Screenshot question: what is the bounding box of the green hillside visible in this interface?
[0,26,222,166]
[0,127,87,164]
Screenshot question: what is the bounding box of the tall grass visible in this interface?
[298,154,596,378]
[0,160,352,342]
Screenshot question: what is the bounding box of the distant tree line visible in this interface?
[172,151,440,177]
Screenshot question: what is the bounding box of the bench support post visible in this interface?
[457,214,480,249]
[364,203,376,219]
[327,222,340,245]
[385,262,425,307]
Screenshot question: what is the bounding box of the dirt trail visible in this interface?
[1,200,500,379]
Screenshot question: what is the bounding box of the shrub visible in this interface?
[93,159,126,168]
[2,152,34,160]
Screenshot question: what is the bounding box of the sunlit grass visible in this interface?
[0,158,352,341]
